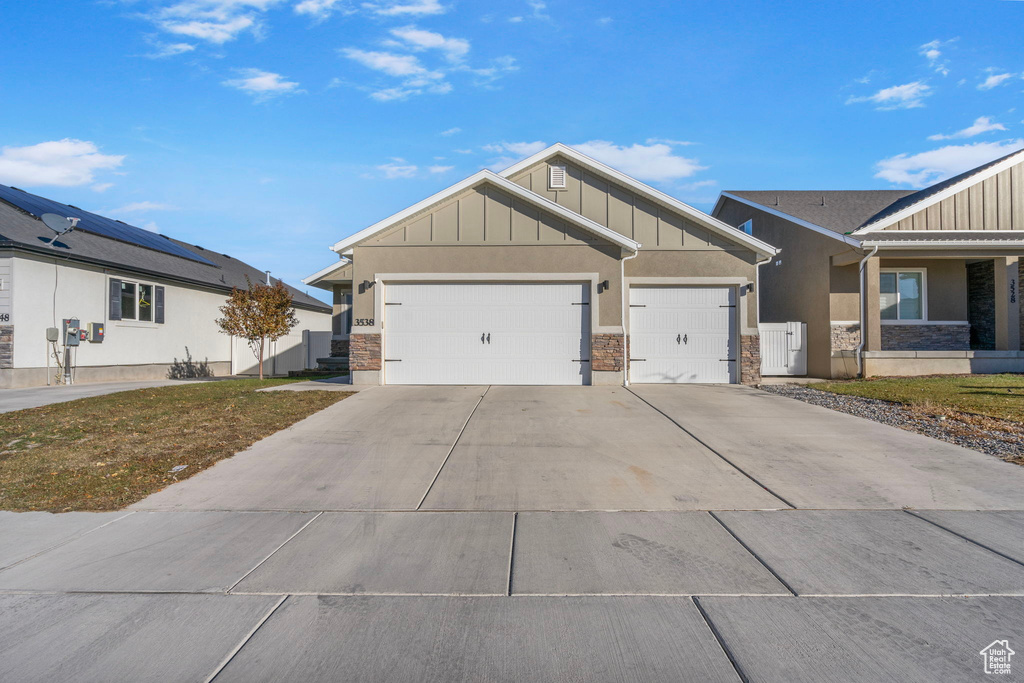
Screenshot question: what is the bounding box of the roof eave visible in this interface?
[331,169,640,254]
[499,145,778,257]
[717,192,861,248]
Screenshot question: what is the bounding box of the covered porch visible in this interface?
[832,243,1022,377]
[302,260,354,368]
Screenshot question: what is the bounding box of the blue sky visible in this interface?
[1,0,1022,303]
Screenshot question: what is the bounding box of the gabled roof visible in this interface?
[330,169,641,255]
[855,146,1024,233]
[500,143,778,257]
[304,257,352,288]
[0,195,330,312]
[720,190,912,235]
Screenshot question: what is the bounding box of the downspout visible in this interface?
[754,253,775,325]
[855,245,879,377]
[620,248,640,386]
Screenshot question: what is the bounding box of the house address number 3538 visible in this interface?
[354,318,374,327]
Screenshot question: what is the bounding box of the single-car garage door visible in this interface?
[628,286,736,384]
[384,282,590,385]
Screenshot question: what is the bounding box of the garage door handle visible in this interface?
[487,333,491,344]
[678,334,687,345]
[481,333,485,344]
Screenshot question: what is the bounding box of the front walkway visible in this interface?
[0,378,206,413]
[3,385,1024,681]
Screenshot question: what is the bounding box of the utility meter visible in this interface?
[87,322,104,343]
[62,318,81,347]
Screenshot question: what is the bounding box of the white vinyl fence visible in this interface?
[759,322,807,376]
[231,329,332,376]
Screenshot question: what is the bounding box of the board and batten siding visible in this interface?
[509,158,740,250]
[367,186,601,246]
[887,162,1024,231]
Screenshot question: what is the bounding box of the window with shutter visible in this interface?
[154,286,165,324]
[108,278,122,321]
[549,164,567,189]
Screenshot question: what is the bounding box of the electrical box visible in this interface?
[87,322,104,343]
[46,327,59,343]
[62,318,80,347]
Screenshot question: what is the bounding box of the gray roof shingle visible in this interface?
[0,192,329,312]
[725,190,914,234]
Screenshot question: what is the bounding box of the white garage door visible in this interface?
[629,286,737,384]
[384,282,590,385]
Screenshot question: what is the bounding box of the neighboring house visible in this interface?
[0,184,332,388]
[305,143,777,386]
[713,149,1024,378]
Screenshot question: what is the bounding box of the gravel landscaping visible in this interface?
[760,384,1024,464]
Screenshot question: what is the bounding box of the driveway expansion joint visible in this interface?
[708,511,798,597]
[692,595,750,683]
[903,509,1024,569]
[416,385,490,510]
[625,387,797,510]
[227,512,324,593]
[202,594,289,683]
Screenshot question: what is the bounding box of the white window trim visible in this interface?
[119,278,158,323]
[880,268,927,322]
[739,219,753,235]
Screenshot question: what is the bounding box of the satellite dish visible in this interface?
[41,213,80,245]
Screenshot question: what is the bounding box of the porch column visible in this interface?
[993,256,1021,351]
[863,256,882,351]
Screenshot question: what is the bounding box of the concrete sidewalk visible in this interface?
[1,508,1023,681]
[0,379,205,413]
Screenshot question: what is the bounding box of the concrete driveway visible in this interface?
[4,384,1024,681]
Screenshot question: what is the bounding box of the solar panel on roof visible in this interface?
[0,184,216,266]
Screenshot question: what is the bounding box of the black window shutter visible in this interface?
[154,286,165,324]
[109,279,122,321]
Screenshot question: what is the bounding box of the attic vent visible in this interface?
[549,164,567,189]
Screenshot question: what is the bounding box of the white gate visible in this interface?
[303,330,332,369]
[759,322,807,376]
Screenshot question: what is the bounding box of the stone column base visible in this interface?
[740,335,761,385]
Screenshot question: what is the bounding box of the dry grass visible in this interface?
[0,379,349,512]
[817,374,1024,423]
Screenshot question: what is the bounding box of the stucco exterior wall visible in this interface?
[886,161,1024,231]
[715,198,852,377]
[5,254,330,386]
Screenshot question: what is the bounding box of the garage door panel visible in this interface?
[384,283,589,385]
[629,286,736,384]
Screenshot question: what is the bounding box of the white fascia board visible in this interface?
[861,239,1024,248]
[854,148,1024,234]
[499,144,778,257]
[303,257,352,285]
[330,168,639,253]
[718,192,862,248]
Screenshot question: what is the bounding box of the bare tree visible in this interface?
[216,277,299,379]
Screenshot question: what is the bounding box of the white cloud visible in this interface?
[150,0,285,44]
[645,137,695,146]
[978,70,1016,90]
[362,0,446,16]
[0,139,125,188]
[377,160,418,178]
[483,141,548,156]
[597,16,612,25]
[222,68,302,101]
[91,183,114,193]
[343,49,436,77]
[508,15,523,22]
[846,81,933,110]
[919,38,955,76]
[390,26,469,62]
[874,139,1024,187]
[573,140,707,182]
[439,127,461,136]
[928,116,1007,141]
[294,0,350,20]
[428,165,453,174]
[453,148,474,154]
[145,41,196,58]
[108,201,177,214]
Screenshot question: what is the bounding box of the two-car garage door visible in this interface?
[382,282,736,385]
[384,283,590,385]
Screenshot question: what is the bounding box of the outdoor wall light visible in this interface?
[598,280,610,293]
